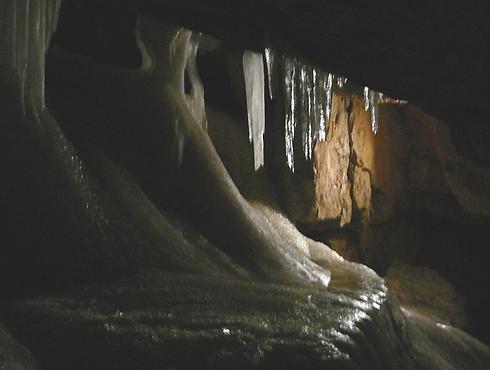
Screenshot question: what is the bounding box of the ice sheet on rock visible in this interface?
[252,202,331,287]
[243,50,266,170]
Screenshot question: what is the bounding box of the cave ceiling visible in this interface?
[106,0,490,131]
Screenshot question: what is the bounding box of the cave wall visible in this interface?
[262,92,490,341]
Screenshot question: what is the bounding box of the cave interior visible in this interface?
[0,1,489,369]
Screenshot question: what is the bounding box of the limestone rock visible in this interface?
[281,94,490,244]
[314,95,352,227]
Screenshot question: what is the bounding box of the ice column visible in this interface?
[0,0,61,118]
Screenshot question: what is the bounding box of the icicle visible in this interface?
[243,50,266,170]
[326,73,334,121]
[363,86,381,134]
[264,48,275,100]
[306,67,314,159]
[300,64,314,160]
[316,70,328,142]
[369,90,379,134]
[284,56,297,172]
[280,58,336,169]
[336,76,347,89]
[311,69,320,141]
[363,87,370,111]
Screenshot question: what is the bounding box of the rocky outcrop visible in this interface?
[2,271,489,370]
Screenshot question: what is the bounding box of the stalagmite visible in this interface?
[243,50,266,170]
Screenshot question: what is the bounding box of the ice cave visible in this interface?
[1,1,489,369]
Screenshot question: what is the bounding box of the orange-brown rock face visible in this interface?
[280,93,411,230]
[314,95,352,227]
[276,90,490,270]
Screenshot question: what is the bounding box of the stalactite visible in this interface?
[364,87,382,134]
[283,56,297,172]
[369,89,380,134]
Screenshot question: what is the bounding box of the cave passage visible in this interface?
[0,1,489,369]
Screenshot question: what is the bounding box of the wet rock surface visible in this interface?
[2,272,489,370]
